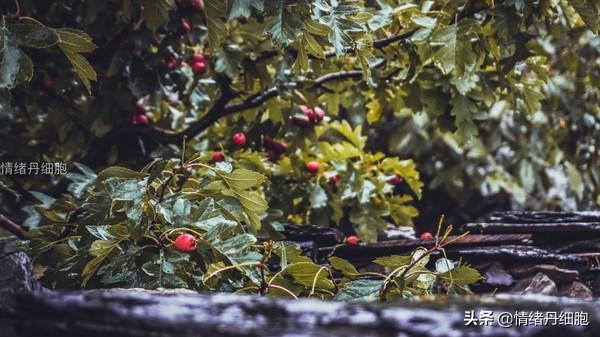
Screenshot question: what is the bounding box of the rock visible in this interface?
[509,264,580,284]
[483,262,514,287]
[512,272,558,296]
[559,281,593,300]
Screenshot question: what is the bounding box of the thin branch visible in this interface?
[0,213,26,239]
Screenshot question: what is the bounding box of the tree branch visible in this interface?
[0,212,26,239]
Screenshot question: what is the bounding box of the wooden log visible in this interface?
[447,246,590,271]
[2,289,600,337]
[463,222,600,235]
[488,211,600,223]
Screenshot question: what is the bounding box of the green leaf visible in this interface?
[335,279,383,302]
[373,255,411,269]
[221,169,267,189]
[567,0,600,33]
[59,49,97,94]
[265,1,301,47]
[314,0,365,56]
[56,28,97,53]
[439,265,483,286]
[7,17,59,48]
[65,163,98,198]
[98,166,148,181]
[328,256,358,278]
[205,0,228,49]
[450,94,479,144]
[286,261,335,291]
[56,29,97,94]
[139,0,176,31]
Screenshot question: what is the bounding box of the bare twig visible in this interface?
[0,212,26,239]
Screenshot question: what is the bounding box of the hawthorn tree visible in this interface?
[0,0,599,298]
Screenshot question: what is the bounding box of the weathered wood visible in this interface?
[448,246,589,271]
[488,211,600,224]
[463,222,600,235]
[2,290,600,337]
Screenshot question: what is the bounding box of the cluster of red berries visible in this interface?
[164,53,207,75]
[191,54,207,75]
[292,105,326,127]
[263,136,287,161]
[130,103,149,126]
[174,233,197,252]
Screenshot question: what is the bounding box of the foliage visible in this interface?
[24,158,480,298]
[0,0,599,298]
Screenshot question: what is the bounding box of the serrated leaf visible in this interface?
[59,49,97,94]
[205,0,228,49]
[221,169,267,189]
[56,28,96,53]
[335,279,383,302]
[139,0,176,31]
[286,262,335,291]
[98,166,148,181]
[439,265,483,286]
[567,0,600,33]
[373,255,411,269]
[7,17,59,48]
[328,256,358,277]
[265,1,300,46]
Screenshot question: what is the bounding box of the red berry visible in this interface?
[130,115,139,126]
[232,132,247,146]
[186,0,203,12]
[299,105,314,120]
[292,114,312,127]
[192,54,206,63]
[213,151,224,162]
[306,161,320,174]
[192,62,206,74]
[388,174,403,185]
[43,79,55,91]
[166,58,177,70]
[136,114,149,126]
[312,107,326,122]
[174,233,197,253]
[179,21,191,34]
[420,232,434,240]
[345,236,360,245]
[329,175,340,185]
